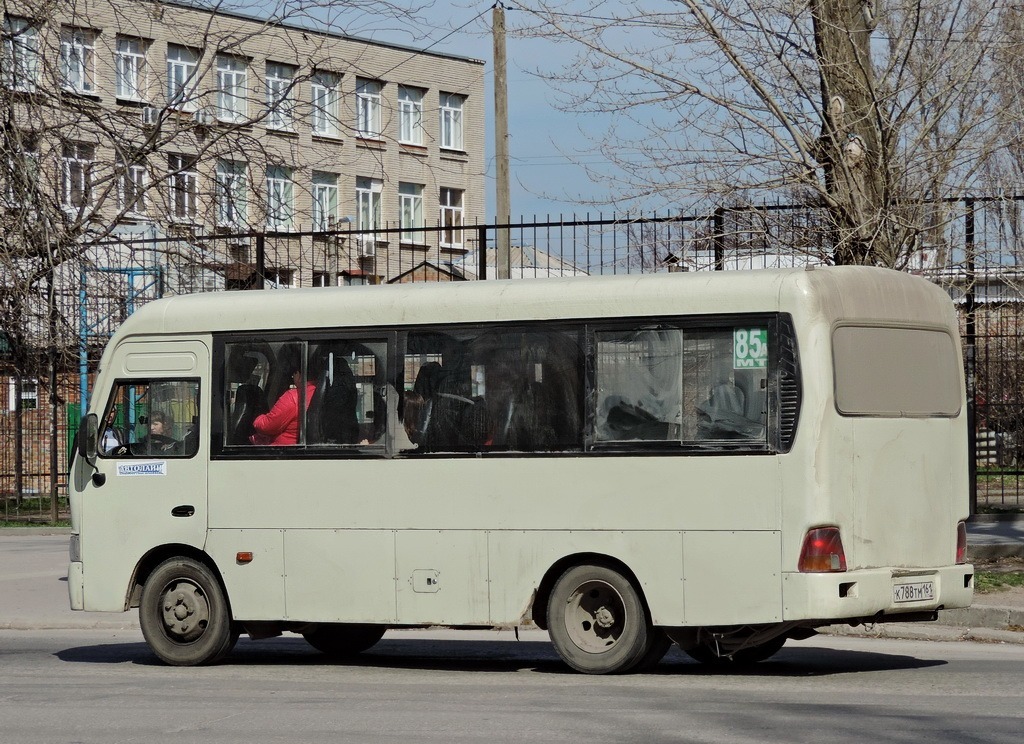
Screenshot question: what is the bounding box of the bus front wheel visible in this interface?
[139,557,237,666]
[546,564,652,674]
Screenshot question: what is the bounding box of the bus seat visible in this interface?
[309,359,359,444]
[229,383,267,445]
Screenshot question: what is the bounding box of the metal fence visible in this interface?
[3,196,1024,519]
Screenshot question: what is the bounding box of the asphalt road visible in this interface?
[4,532,1024,743]
[3,629,1024,744]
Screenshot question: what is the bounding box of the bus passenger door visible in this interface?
[81,340,210,612]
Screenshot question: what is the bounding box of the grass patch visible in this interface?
[976,571,1024,593]
[0,519,70,528]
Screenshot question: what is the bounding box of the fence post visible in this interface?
[965,198,977,516]
[255,233,266,289]
[478,225,488,281]
[713,207,725,271]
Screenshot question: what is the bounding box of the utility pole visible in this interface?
[493,2,511,279]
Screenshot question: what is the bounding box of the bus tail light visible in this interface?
[798,527,847,572]
[956,521,968,564]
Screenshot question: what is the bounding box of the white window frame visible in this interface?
[265,61,296,131]
[216,159,247,227]
[312,171,339,231]
[167,153,197,222]
[2,16,39,92]
[117,157,148,216]
[439,92,465,151]
[265,165,293,230]
[167,44,199,110]
[398,86,424,146]
[61,142,94,209]
[216,55,247,123]
[7,377,38,411]
[399,182,424,244]
[356,177,382,243]
[60,26,97,94]
[439,187,464,249]
[115,36,147,100]
[311,71,341,137]
[355,79,382,139]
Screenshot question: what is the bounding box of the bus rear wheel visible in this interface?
[139,557,237,666]
[546,564,652,674]
[302,624,386,656]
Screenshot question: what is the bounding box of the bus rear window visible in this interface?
[832,326,961,417]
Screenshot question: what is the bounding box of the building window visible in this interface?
[356,177,381,231]
[312,271,340,287]
[117,156,147,216]
[168,153,197,221]
[266,61,296,130]
[266,267,295,288]
[7,377,38,411]
[115,36,147,100]
[60,26,97,94]
[440,187,464,249]
[3,139,38,207]
[312,171,338,231]
[398,86,424,146]
[61,142,94,209]
[311,70,340,137]
[216,159,247,227]
[399,182,424,244]
[265,165,293,230]
[216,55,247,122]
[355,79,382,139]
[167,44,199,110]
[2,16,39,92]
[439,92,465,150]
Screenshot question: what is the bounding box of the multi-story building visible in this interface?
[0,0,486,499]
[1,0,485,299]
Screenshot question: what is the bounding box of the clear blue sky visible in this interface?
[304,1,611,220]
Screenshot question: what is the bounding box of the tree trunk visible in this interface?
[812,0,891,265]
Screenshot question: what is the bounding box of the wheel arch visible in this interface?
[530,552,651,631]
[127,544,230,612]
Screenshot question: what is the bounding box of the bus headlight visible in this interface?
[69,533,81,563]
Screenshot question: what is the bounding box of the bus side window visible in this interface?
[595,329,683,442]
[690,330,767,441]
[306,341,387,446]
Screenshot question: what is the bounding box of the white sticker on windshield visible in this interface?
[116,461,167,477]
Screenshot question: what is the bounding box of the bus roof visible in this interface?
[111,266,954,338]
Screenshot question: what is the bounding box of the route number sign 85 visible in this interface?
[734,328,768,369]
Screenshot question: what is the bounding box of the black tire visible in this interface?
[546,564,652,674]
[302,624,386,656]
[633,628,673,672]
[139,557,237,666]
[683,635,786,666]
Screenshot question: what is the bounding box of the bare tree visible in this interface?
[0,0,431,379]
[508,0,1012,266]
[0,0,436,510]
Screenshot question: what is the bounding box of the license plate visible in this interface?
[893,581,935,603]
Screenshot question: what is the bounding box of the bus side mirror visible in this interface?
[80,413,99,467]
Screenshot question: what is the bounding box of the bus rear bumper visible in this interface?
[68,561,85,611]
[781,564,974,623]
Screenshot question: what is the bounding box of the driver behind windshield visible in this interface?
[134,410,178,455]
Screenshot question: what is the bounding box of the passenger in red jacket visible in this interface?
[251,367,316,446]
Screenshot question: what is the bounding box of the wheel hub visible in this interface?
[160,581,211,642]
